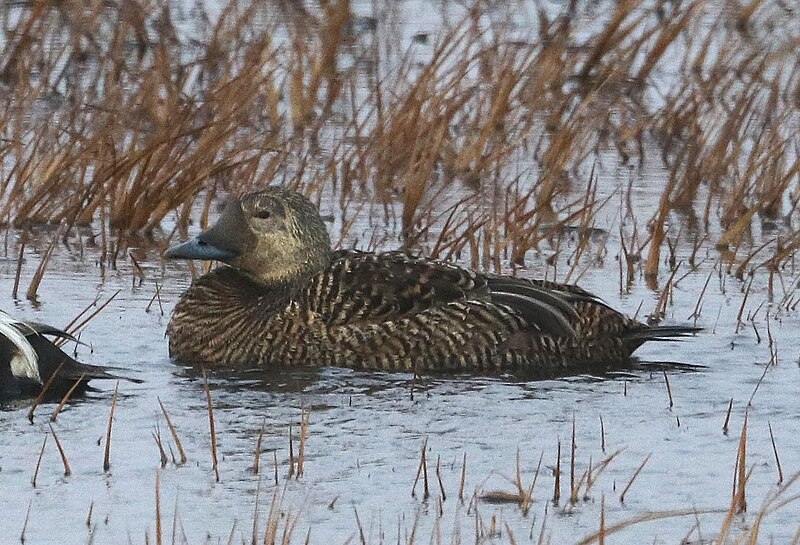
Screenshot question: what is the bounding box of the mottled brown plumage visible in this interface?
[166,187,699,376]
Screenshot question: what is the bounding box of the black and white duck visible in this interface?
[0,310,138,399]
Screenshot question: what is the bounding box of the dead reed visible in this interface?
[50,374,85,422]
[27,361,64,423]
[49,423,71,477]
[768,421,784,485]
[152,424,168,468]
[253,417,266,475]
[157,398,187,465]
[2,1,800,543]
[296,409,310,478]
[155,469,163,545]
[202,369,220,482]
[553,440,561,506]
[0,0,794,290]
[31,432,47,488]
[20,499,32,543]
[618,453,651,504]
[734,412,749,513]
[412,438,430,500]
[103,380,119,472]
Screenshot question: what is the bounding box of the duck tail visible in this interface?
[624,325,703,342]
[60,362,144,384]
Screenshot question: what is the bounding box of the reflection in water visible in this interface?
[176,356,705,401]
[0,3,799,542]
[0,246,798,544]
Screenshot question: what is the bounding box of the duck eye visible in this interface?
[254,210,271,220]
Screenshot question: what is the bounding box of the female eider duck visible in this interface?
[1,310,138,399]
[165,187,699,376]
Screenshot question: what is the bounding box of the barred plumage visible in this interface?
[166,187,700,376]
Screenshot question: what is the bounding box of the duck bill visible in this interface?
[164,237,239,261]
[165,198,250,262]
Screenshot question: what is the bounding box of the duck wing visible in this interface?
[23,333,140,384]
[18,321,82,344]
[0,310,41,383]
[309,251,576,338]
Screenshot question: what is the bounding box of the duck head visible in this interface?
[166,187,332,283]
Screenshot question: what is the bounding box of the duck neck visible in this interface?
[248,249,332,288]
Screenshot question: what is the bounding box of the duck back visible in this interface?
[167,251,695,376]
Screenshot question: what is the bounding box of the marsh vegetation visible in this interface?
[0,0,799,543]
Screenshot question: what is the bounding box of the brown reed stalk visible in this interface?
[644,175,677,286]
[28,361,65,423]
[263,488,282,544]
[251,471,262,545]
[26,225,61,301]
[689,268,714,325]
[651,262,681,321]
[459,452,467,503]
[735,412,748,513]
[723,398,734,435]
[152,426,168,468]
[435,456,446,501]
[536,503,549,545]
[287,424,295,479]
[129,251,145,285]
[577,507,725,545]
[353,506,366,545]
[598,493,606,545]
[103,380,119,472]
[155,469,162,545]
[12,239,24,299]
[599,416,606,454]
[49,423,71,476]
[20,499,32,543]
[31,432,48,488]
[59,294,102,340]
[411,438,429,499]
[253,418,266,475]
[768,421,784,485]
[735,275,754,334]
[65,289,121,340]
[297,410,310,478]
[144,282,164,315]
[748,361,771,406]
[619,453,651,503]
[202,370,219,482]
[570,416,577,504]
[552,440,561,506]
[157,398,187,465]
[50,374,85,422]
[273,451,278,486]
[663,372,674,410]
[421,440,430,500]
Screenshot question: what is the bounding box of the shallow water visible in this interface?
[1,214,799,545]
[1,0,799,543]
